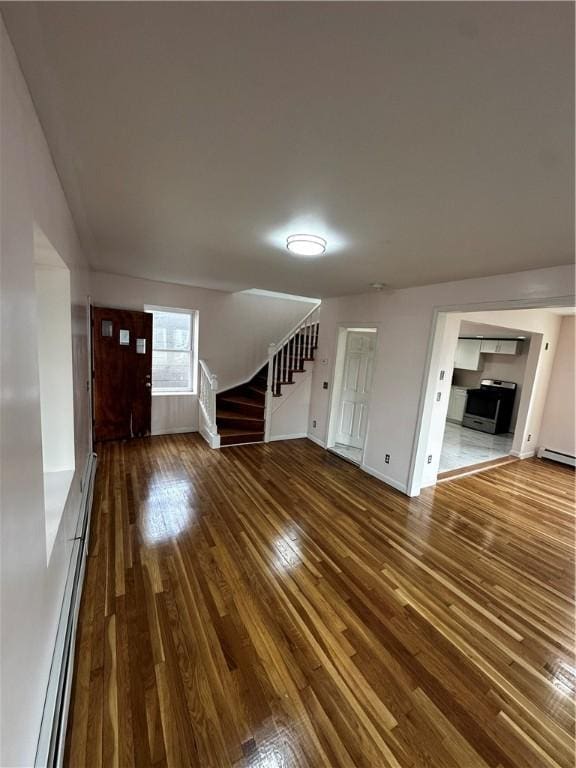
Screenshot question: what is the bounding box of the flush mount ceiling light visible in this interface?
[370,282,387,291]
[286,234,326,257]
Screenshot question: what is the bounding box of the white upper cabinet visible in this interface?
[480,339,499,353]
[454,339,482,370]
[496,340,520,354]
[479,339,520,355]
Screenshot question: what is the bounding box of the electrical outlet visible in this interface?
[312,419,317,428]
[439,370,445,381]
[545,342,549,350]
[527,433,532,441]
[436,392,441,402]
[427,454,433,464]
[385,454,390,464]
[322,381,329,389]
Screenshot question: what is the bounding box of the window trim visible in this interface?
[145,305,199,395]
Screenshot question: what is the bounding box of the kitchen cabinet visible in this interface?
[480,339,499,353]
[454,339,481,370]
[447,386,468,423]
[479,339,520,355]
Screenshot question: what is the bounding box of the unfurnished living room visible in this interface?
[1,2,575,767]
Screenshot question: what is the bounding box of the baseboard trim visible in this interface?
[199,425,220,448]
[36,451,97,768]
[151,426,198,436]
[537,447,576,467]
[269,432,308,442]
[360,463,410,495]
[306,434,326,448]
[510,449,536,459]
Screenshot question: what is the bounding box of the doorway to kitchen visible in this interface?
[326,326,378,465]
[439,320,530,477]
[409,302,574,495]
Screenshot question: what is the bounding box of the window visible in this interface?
[146,307,197,393]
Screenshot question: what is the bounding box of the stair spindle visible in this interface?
[275,351,281,395]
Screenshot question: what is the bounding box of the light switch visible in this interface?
[136,338,146,354]
[119,329,130,345]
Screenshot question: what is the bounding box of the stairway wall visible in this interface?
[269,364,314,441]
[90,272,318,433]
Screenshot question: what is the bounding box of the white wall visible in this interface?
[35,264,75,472]
[0,16,91,767]
[539,316,575,457]
[308,266,574,495]
[269,366,314,441]
[90,272,317,434]
[419,314,461,487]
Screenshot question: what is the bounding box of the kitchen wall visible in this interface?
[90,272,317,434]
[453,339,531,431]
[307,266,573,495]
[0,17,92,767]
[539,315,575,457]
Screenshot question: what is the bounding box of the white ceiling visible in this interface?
[459,321,532,340]
[2,2,574,297]
[545,307,576,316]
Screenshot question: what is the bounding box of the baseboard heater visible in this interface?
[35,452,97,768]
[537,447,576,467]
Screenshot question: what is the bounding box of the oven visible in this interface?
[462,379,516,434]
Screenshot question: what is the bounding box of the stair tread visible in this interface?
[217,410,264,422]
[219,427,264,436]
[218,395,265,407]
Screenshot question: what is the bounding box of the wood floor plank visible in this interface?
[65,436,575,767]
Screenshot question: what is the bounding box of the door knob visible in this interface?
[145,382,151,388]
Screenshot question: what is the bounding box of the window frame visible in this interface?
[145,305,199,395]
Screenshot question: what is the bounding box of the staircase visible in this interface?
[213,310,320,447]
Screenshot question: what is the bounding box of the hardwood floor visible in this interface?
[65,435,576,768]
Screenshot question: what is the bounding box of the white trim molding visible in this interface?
[200,424,221,449]
[360,462,411,496]
[269,432,308,442]
[510,449,536,459]
[306,434,326,448]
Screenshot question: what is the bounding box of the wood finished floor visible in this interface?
[65,435,576,768]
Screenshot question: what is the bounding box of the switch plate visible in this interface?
[322,381,329,389]
[385,454,390,464]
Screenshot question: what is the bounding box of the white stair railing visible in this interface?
[199,359,220,448]
[264,304,320,441]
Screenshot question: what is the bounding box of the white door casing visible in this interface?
[335,332,375,449]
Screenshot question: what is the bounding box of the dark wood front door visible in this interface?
[92,307,153,441]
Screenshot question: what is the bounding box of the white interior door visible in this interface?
[335,331,375,449]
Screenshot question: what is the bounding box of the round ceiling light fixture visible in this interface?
[370,282,387,291]
[286,234,327,257]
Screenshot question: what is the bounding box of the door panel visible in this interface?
[335,331,376,450]
[92,307,152,441]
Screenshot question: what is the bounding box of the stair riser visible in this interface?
[217,400,264,417]
[217,416,264,431]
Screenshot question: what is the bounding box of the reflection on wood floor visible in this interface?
[65,435,575,768]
